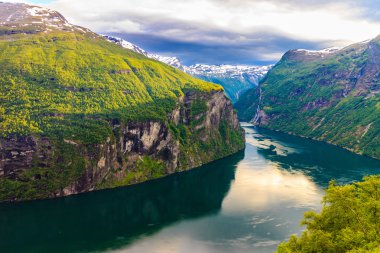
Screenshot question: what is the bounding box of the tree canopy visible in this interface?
[277,175,380,253]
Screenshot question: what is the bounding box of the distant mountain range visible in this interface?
[185,64,271,103]
[103,35,272,103]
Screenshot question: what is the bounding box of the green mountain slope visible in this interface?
[0,3,244,201]
[234,86,261,122]
[0,31,220,137]
[237,37,380,159]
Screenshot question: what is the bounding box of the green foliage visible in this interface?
[135,156,166,179]
[177,117,245,170]
[190,99,208,116]
[98,156,166,189]
[277,176,380,253]
[234,86,260,121]
[0,29,244,201]
[0,31,221,141]
[236,43,380,158]
[0,140,86,201]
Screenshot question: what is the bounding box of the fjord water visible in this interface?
[1,125,380,253]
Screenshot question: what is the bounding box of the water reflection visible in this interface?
[116,126,380,253]
[222,162,322,213]
[250,127,380,186]
[1,125,380,253]
[0,152,243,253]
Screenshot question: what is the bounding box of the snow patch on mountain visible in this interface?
[0,2,91,33]
[294,47,341,55]
[103,35,149,56]
[103,35,271,77]
[150,54,183,69]
[27,6,54,17]
[184,64,271,80]
[103,35,183,69]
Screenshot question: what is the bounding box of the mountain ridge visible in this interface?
[103,35,272,102]
[0,2,92,34]
[237,35,380,159]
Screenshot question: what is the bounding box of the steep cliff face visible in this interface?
[236,36,380,159]
[0,91,244,201]
[0,3,245,202]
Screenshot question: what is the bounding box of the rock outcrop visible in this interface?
[0,91,244,201]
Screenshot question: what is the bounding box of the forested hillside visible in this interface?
[237,39,380,159]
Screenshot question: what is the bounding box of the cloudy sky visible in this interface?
[7,0,380,65]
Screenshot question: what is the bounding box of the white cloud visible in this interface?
[256,52,285,62]
[3,0,28,2]
[43,0,380,44]
[4,0,380,63]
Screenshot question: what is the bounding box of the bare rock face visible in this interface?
[0,136,52,178]
[183,91,240,131]
[0,91,244,201]
[118,121,180,173]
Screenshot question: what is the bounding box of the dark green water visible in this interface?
[1,124,380,253]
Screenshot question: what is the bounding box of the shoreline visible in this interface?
[240,122,380,162]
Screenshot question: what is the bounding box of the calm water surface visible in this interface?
[1,124,380,253]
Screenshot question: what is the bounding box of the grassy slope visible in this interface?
[238,41,380,159]
[0,31,221,141]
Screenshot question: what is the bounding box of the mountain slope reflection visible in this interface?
[0,151,244,253]
[247,127,380,187]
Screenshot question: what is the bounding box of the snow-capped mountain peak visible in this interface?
[184,64,272,80]
[149,54,183,69]
[0,2,90,33]
[103,35,149,56]
[103,35,184,69]
[294,47,341,55]
[183,64,272,103]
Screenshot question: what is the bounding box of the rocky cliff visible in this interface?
[0,3,244,202]
[0,91,244,201]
